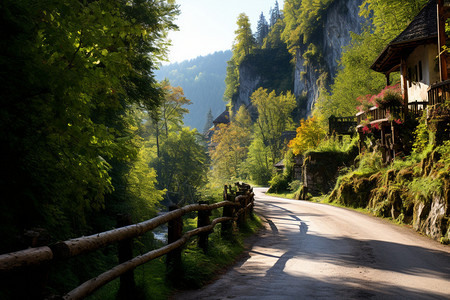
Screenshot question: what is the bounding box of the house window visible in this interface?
[419,61,423,80]
[408,67,412,87]
[415,65,419,82]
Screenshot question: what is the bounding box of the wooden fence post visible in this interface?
[15,229,51,299]
[197,201,211,252]
[249,193,255,220]
[117,214,136,299]
[166,205,183,281]
[236,194,246,229]
[221,186,234,240]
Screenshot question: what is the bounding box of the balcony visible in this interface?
[356,105,404,130]
[356,80,450,131]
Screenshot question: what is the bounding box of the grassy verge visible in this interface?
[86,215,262,299]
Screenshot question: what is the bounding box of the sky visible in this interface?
[166,0,284,64]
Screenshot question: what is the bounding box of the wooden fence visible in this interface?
[0,183,255,299]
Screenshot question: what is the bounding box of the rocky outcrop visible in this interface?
[234,0,365,116]
[301,145,359,196]
[294,0,365,115]
[232,47,293,115]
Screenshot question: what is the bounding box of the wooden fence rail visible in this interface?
[0,183,255,300]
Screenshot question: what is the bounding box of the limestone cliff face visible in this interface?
[295,0,365,115]
[234,0,364,117]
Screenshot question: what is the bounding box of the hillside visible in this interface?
[155,50,231,131]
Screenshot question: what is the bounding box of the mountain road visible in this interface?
[173,187,450,299]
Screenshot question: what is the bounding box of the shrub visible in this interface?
[268,174,290,193]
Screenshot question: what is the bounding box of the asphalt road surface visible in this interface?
[173,188,450,299]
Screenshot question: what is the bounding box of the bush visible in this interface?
[289,180,302,192]
[268,174,290,193]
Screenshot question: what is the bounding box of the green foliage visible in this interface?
[240,46,294,94]
[288,116,327,156]
[408,177,443,205]
[413,113,435,153]
[252,88,297,162]
[233,13,256,63]
[210,106,252,184]
[268,174,290,193]
[245,137,273,185]
[0,0,178,252]
[155,51,230,130]
[289,180,302,192]
[282,0,334,55]
[154,128,208,206]
[320,0,427,120]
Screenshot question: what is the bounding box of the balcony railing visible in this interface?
[356,105,404,129]
[428,79,450,106]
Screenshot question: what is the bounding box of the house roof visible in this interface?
[274,159,285,168]
[371,0,437,74]
[213,109,230,125]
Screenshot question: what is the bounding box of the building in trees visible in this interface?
[356,0,450,163]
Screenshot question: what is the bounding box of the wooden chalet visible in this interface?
[357,0,450,162]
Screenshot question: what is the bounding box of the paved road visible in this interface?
[174,188,450,299]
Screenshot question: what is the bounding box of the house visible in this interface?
[357,0,450,162]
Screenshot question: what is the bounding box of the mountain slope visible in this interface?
[155,50,231,131]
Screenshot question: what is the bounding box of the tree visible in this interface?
[245,137,273,185]
[256,12,270,45]
[203,108,214,134]
[263,17,286,49]
[154,128,208,206]
[270,0,282,28]
[210,106,252,182]
[233,13,256,63]
[251,88,297,162]
[0,0,178,249]
[288,116,327,155]
[224,13,256,103]
[151,79,191,156]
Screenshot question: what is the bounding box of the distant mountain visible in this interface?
[155,50,232,131]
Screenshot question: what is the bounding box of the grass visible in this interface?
[266,191,296,199]
[84,214,262,300]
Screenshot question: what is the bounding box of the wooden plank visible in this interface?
[0,247,53,271]
[52,201,236,259]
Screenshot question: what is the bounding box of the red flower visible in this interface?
[362,126,371,134]
[394,119,402,124]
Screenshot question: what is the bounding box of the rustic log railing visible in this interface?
[355,102,432,129]
[428,79,450,106]
[328,116,357,135]
[0,183,255,299]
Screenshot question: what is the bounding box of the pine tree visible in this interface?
[256,12,269,45]
[270,0,281,28]
[203,108,214,134]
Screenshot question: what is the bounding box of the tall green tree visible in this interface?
[154,128,208,206]
[0,0,178,249]
[269,0,282,28]
[203,108,214,134]
[251,88,297,163]
[151,79,191,156]
[234,13,256,61]
[256,12,270,45]
[224,13,256,102]
[210,106,253,182]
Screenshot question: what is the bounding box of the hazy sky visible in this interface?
[166,0,284,63]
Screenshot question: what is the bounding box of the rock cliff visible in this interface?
[234,0,365,117]
[294,0,365,115]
